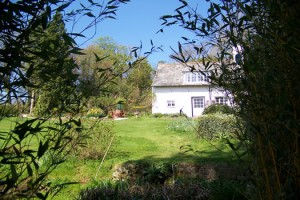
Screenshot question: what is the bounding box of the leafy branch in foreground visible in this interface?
[0,117,84,199]
[0,0,130,199]
[161,0,300,199]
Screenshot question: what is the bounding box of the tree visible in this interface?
[0,0,130,198]
[126,59,153,111]
[75,37,155,115]
[161,0,300,198]
[75,37,132,114]
[28,12,79,116]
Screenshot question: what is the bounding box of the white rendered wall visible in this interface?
[152,86,227,117]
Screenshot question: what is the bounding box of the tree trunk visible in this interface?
[29,90,35,115]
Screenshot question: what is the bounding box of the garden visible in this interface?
[2,0,298,199]
[0,106,248,199]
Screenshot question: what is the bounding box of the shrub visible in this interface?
[201,179,247,200]
[125,112,135,117]
[0,104,24,117]
[77,180,209,200]
[152,113,183,118]
[197,114,236,140]
[86,107,105,118]
[86,113,106,118]
[203,104,234,115]
[167,118,196,133]
[168,113,181,118]
[75,120,114,160]
[141,162,174,184]
[112,161,174,184]
[152,113,164,118]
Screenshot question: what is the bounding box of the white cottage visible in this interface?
[152,62,229,117]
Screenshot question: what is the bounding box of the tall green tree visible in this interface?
[161,0,300,198]
[29,12,79,116]
[126,59,153,111]
[75,37,132,114]
[75,37,154,114]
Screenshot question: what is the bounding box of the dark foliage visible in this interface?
[160,0,300,198]
[202,104,234,115]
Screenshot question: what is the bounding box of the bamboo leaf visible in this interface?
[27,164,33,176]
[10,164,18,181]
[107,6,118,9]
[94,54,109,62]
[57,2,72,12]
[69,33,85,38]
[26,64,34,78]
[85,12,95,18]
[36,192,45,199]
[37,140,49,158]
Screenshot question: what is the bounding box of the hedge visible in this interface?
[202,104,234,115]
[197,114,236,140]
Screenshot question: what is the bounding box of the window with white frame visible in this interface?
[215,97,228,105]
[184,71,210,83]
[167,100,175,107]
[193,97,204,108]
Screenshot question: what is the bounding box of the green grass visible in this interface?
[0,117,236,199]
[0,117,19,132]
[111,117,233,163]
[52,117,236,199]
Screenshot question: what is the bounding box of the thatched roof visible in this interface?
[152,62,209,87]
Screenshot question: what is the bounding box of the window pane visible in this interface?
[204,74,209,82]
[216,97,227,105]
[184,72,210,83]
[198,73,203,81]
[191,73,197,82]
[186,73,191,82]
[193,98,204,108]
[167,100,175,107]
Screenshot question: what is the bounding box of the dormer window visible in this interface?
[184,71,210,83]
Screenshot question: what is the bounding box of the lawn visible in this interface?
[0,117,19,132]
[0,117,237,199]
[111,117,233,163]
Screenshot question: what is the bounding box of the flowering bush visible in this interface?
[86,107,105,118]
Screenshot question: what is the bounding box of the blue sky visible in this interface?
[68,0,211,67]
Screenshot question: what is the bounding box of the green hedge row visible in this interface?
[202,104,234,115]
[152,113,181,118]
[197,114,236,140]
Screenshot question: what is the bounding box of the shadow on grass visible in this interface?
[119,145,239,164]
[108,142,246,181]
[113,145,248,182]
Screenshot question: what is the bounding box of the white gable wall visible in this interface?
[152,86,225,117]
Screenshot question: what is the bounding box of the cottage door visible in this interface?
[191,97,205,117]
